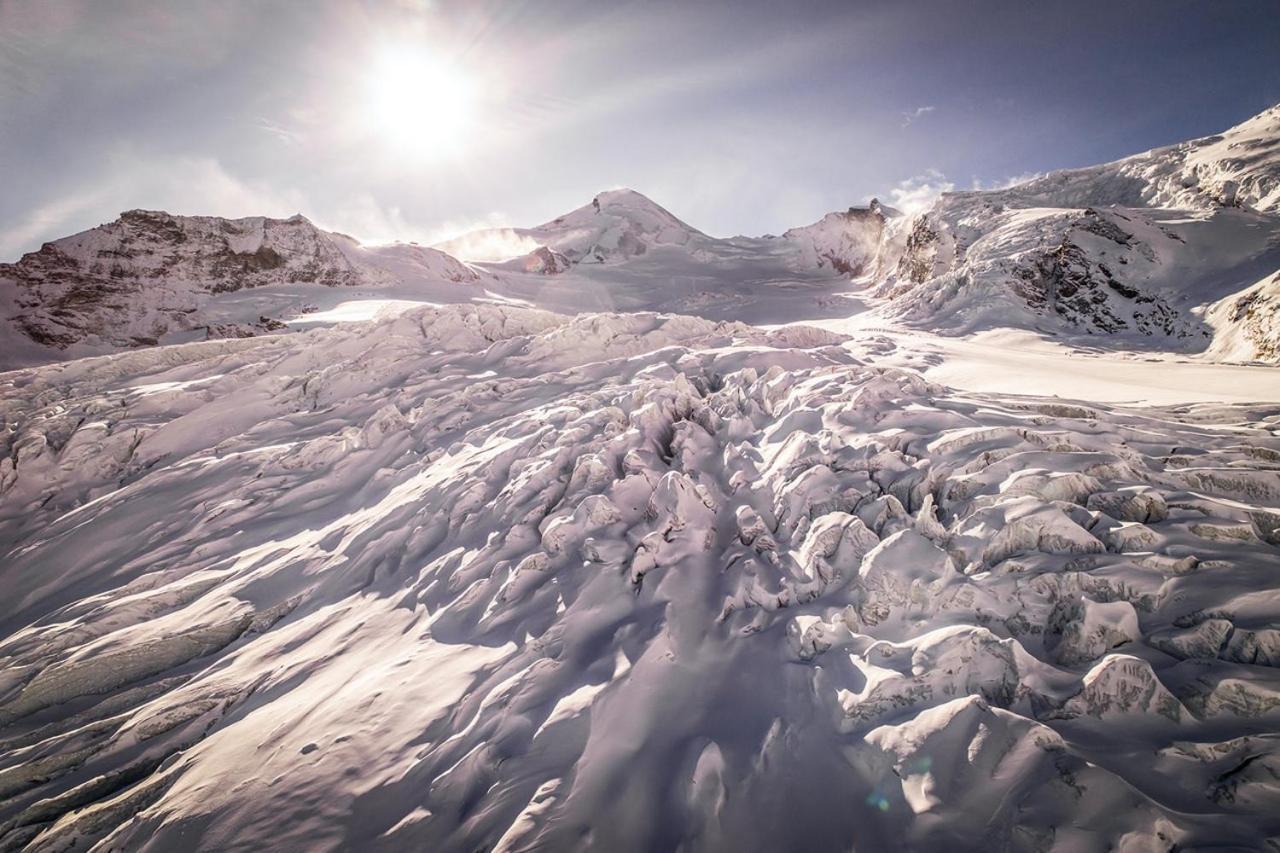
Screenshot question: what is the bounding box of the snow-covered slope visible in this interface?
[0,210,480,362]
[2,304,1280,850]
[1206,268,1280,362]
[874,105,1280,357]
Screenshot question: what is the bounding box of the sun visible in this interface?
[366,46,478,160]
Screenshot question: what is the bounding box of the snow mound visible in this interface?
[779,199,898,277]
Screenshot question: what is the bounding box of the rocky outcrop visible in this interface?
[520,245,572,274]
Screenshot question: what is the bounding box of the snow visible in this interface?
[2,104,1280,851]
[2,301,1280,850]
[828,326,1280,405]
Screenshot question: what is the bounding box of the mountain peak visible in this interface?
[583,187,686,223]
[592,187,656,207]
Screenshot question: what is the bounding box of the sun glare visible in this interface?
[366,46,477,160]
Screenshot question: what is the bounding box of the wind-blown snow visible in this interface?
[2,304,1280,850]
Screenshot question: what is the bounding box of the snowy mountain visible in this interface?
[0,209,480,360]
[2,304,1280,850]
[436,188,712,265]
[876,106,1280,355]
[7,107,1280,372]
[437,188,897,279]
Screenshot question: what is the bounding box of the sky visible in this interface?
[1,0,1279,259]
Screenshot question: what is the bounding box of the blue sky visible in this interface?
[2,0,1278,257]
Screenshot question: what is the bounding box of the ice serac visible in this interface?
[0,209,479,355]
[2,303,1280,850]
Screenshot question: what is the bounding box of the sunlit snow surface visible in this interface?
[2,305,1280,850]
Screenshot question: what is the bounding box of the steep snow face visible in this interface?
[0,210,479,355]
[3,305,1280,850]
[779,199,899,277]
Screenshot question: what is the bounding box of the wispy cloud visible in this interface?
[433,229,542,262]
[900,105,935,128]
[0,189,112,259]
[0,145,501,260]
[254,117,304,146]
[318,193,429,246]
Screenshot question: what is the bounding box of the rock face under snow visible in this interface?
[2,303,1280,850]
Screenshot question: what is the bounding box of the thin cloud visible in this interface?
[0,150,463,258]
[900,105,935,128]
[254,118,304,146]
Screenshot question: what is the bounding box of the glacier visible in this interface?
[1,105,1280,851]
